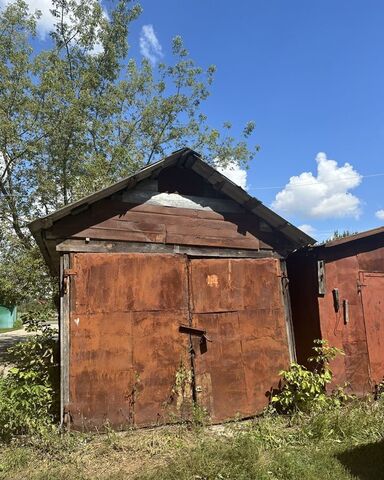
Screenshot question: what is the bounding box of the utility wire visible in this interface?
[250,172,384,191]
[1,172,384,197]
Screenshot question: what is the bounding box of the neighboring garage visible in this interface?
[29,147,314,429]
[288,227,384,395]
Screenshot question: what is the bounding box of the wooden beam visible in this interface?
[56,239,281,259]
[60,254,70,428]
[280,259,297,362]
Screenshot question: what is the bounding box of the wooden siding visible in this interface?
[47,191,281,252]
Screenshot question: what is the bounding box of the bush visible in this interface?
[0,309,59,442]
[271,340,348,413]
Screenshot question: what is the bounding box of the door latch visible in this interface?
[179,325,212,344]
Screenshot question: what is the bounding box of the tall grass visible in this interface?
[0,399,383,479]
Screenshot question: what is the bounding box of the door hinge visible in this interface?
[357,280,367,294]
[63,269,77,294]
[64,269,77,276]
[62,406,72,430]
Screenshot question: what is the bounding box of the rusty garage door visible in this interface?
[66,253,290,427]
[68,253,191,428]
[188,258,290,422]
[360,272,384,384]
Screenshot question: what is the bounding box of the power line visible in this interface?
[1,172,384,198]
[251,172,384,191]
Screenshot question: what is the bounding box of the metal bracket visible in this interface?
[357,280,367,294]
[63,269,77,294]
[179,324,212,343]
[317,260,326,295]
[64,269,77,276]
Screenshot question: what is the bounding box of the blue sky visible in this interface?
[2,0,384,241]
[132,0,384,240]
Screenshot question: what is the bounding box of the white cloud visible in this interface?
[139,24,163,64]
[298,224,316,237]
[375,209,384,221]
[216,163,247,190]
[0,0,106,51]
[272,152,362,219]
[1,0,56,37]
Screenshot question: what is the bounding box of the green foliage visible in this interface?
[0,400,384,479]
[138,400,384,480]
[271,340,347,413]
[0,0,258,307]
[0,314,59,442]
[0,236,55,307]
[326,230,359,243]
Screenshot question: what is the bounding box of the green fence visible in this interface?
[0,305,17,329]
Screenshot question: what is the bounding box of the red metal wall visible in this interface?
[288,237,384,395]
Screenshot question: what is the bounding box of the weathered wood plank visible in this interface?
[56,208,259,236]
[280,259,296,362]
[48,205,270,250]
[47,218,165,239]
[49,200,241,238]
[46,194,276,251]
[166,233,260,250]
[56,239,280,258]
[71,227,166,244]
[121,190,243,213]
[60,253,70,427]
[127,201,226,220]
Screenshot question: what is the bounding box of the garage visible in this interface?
[29,147,313,428]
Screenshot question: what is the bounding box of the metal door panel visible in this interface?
[68,253,190,428]
[360,272,384,383]
[72,252,189,314]
[189,258,289,422]
[132,310,192,426]
[189,258,281,313]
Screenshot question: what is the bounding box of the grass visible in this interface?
[0,399,384,480]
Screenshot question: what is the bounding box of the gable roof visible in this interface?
[29,148,315,272]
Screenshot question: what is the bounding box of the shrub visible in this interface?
[271,339,347,413]
[0,309,59,441]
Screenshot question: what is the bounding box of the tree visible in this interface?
[0,0,258,307]
[325,230,358,244]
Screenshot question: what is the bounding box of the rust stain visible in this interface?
[190,258,289,423]
[289,241,384,396]
[360,272,384,384]
[206,274,219,287]
[67,253,290,428]
[68,253,190,429]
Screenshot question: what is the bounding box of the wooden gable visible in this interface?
[29,149,314,274]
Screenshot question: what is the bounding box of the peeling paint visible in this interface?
[207,274,219,287]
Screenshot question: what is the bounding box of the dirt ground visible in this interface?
[0,327,34,366]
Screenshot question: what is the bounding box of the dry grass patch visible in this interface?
[1,399,384,480]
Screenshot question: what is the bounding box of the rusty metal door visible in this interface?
[360,272,384,384]
[68,252,191,428]
[66,253,291,428]
[188,258,290,423]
